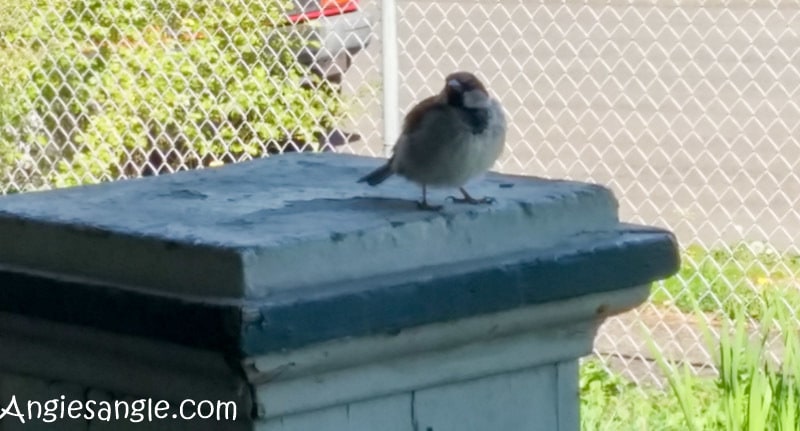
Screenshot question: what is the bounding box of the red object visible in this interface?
[287,0,359,23]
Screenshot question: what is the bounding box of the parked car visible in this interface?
[285,0,373,149]
[286,0,373,85]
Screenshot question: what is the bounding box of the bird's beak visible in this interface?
[447,79,462,92]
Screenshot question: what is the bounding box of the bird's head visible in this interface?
[443,72,490,109]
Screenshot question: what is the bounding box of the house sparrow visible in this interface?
[358,71,507,210]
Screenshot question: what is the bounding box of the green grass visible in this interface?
[651,243,800,319]
[647,295,800,431]
[583,288,800,431]
[580,359,720,431]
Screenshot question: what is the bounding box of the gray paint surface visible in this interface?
[0,152,619,298]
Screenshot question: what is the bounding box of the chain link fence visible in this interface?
[3,0,800,386]
[0,0,380,191]
[391,0,800,385]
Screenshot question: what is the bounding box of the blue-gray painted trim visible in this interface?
[0,153,621,298]
[0,225,678,357]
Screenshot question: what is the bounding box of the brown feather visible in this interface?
[400,93,447,136]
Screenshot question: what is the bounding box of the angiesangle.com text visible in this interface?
[0,395,237,424]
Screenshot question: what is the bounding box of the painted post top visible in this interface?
[0,153,679,356]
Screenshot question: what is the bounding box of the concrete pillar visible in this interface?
[0,153,679,430]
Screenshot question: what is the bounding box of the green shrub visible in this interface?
[2,0,343,189]
[1,0,38,192]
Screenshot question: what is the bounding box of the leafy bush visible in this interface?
[1,0,343,189]
[1,0,38,192]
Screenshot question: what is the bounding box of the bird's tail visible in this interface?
[358,161,393,186]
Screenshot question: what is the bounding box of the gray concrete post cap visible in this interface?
[0,153,679,356]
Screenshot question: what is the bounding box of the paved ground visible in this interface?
[338,1,800,386]
[343,0,800,251]
[594,308,718,386]
[594,305,790,387]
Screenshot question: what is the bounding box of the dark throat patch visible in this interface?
[460,108,490,134]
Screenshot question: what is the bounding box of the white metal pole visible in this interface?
[381,0,400,157]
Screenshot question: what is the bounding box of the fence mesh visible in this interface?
[2,0,800,386]
[0,0,381,190]
[392,0,800,385]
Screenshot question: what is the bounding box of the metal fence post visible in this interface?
[381,0,399,156]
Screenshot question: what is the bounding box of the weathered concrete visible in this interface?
[0,153,619,298]
[0,153,679,430]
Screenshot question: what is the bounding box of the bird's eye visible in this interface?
[447,79,463,92]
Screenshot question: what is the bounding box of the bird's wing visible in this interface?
[392,95,450,165]
[401,95,447,136]
[393,98,465,175]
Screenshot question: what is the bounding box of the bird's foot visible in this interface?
[416,201,443,211]
[447,187,495,205]
[447,195,495,205]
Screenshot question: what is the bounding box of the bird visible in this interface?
[358,71,507,211]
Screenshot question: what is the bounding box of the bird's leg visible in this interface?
[447,187,495,205]
[417,184,443,211]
